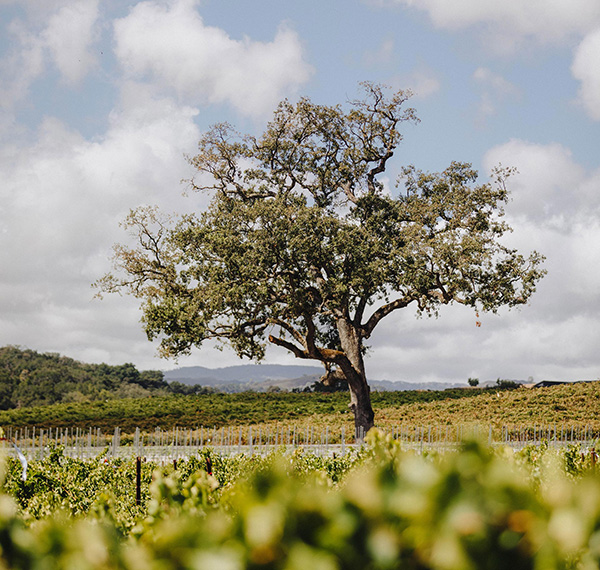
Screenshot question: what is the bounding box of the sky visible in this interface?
[1,0,600,385]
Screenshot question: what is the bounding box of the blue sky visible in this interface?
[2,0,600,385]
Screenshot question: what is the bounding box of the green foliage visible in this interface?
[97,82,545,434]
[0,346,216,410]
[128,437,600,569]
[496,378,520,390]
[1,381,598,438]
[3,446,151,535]
[0,346,165,408]
[2,436,600,568]
[0,386,504,432]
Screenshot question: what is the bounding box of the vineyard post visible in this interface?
[135,456,141,506]
[587,425,591,444]
[112,427,119,458]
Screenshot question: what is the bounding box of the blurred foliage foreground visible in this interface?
[2,433,600,569]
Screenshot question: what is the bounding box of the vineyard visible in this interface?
[3,420,600,465]
[0,382,598,567]
[1,433,600,568]
[0,381,599,434]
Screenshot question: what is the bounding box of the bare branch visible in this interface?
[362,295,416,338]
[268,334,311,360]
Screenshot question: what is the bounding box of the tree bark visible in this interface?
[336,319,375,438]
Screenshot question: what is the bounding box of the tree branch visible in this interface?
[340,181,358,204]
[268,335,311,360]
[269,318,306,347]
[362,295,416,338]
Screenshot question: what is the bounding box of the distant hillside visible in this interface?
[0,346,465,411]
[0,345,170,409]
[166,363,319,383]
[164,364,321,392]
[1,381,597,434]
[164,364,463,392]
[370,379,464,392]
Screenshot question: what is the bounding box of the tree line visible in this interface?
[0,346,210,409]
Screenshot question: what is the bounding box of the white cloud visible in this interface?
[42,0,99,84]
[385,0,600,45]
[473,67,517,94]
[363,139,600,384]
[483,139,590,223]
[363,38,395,66]
[572,28,600,120]
[0,0,74,22]
[0,19,46,110]
[375,0,600,122]
[391,67,440,99]
[0,94,205,367]
[481,140,600,367]
[0,0,99,110]
[472,67,520,120]
[113,0,314,117]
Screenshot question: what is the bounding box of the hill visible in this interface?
[0,346,464,410]
[0,381,598,436]
[0,346,171,409]
[164,364,463,392]
[164,364,322,392]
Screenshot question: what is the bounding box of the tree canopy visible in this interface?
[97,83,545,434]
[0,346,171,408]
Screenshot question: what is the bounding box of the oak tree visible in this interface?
[97,83,545,435]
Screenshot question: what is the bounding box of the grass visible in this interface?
[0,382,598,437]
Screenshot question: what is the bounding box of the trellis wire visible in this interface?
[1,423,599,462]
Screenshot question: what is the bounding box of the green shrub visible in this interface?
[2,434,600,568]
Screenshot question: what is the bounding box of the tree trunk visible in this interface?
[336,319,375,438]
